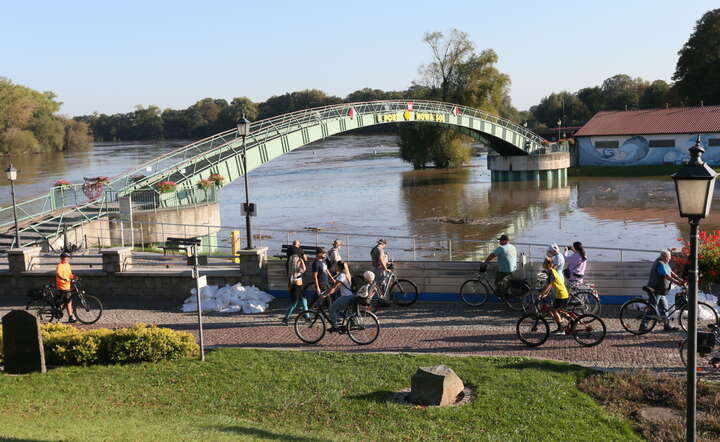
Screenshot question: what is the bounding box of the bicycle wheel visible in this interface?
[346,310,380,345]
[26,299,56,323]
[503,288,527,312]
[293,309,326,344]
[72,295,103,324]
[390,279,418,307]
[619,298,657,335]
[459,279,489,307]
[571,314,607,347]
[678,302,719,333]
[679,339,720,374]
[516,314,549,347]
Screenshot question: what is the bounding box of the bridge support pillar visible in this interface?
[101,247,133,273]
[7,247,42,274]
[237,247,269,287]
[487,152,570,183]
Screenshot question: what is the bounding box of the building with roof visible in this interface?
[574,106,720,166]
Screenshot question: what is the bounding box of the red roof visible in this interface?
[575,106,720,136]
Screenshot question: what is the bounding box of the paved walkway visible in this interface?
[1,298,691,372]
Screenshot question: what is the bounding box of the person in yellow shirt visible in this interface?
[538,256,570,334]
[55,252,76,323]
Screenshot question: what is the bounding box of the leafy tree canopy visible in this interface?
[673,8,720,105]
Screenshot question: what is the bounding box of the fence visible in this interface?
[67,219,660,263]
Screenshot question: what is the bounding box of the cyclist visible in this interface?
[55,252,77,323]
[537,256,570,334]
[642,250,685,332]
[484,234,517,297]
[312,247,335,305]
[547,244,565,283]
[327,261,356,332]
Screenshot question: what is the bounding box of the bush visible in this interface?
[0,127,41,154]
[1,323,198,367]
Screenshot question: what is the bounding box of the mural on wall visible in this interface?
[578,134,720,166]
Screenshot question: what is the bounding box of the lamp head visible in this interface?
[672,135,718,219]
[5,164,17,181]
[236,113,251,137]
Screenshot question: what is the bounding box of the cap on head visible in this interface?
[547,243,560,254]
[60,252,70,259]
[498,234,509,242]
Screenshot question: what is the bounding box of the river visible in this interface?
[1,135,717,261]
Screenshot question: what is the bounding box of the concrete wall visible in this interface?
[487,152,570,171]
[577,133,720,166]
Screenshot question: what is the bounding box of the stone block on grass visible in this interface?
[2,310,46,374]
[409,364,464,406]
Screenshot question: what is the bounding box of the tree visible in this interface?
[639,80,672,109]
[400,30,513,168]
[673,9,720,105]
[600,74,647,110]
[133,105,164,140]
[577,86,603,115]
[258,89,342,120]
[529,92,591,127]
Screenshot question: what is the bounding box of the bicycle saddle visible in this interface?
[642,286,656,295]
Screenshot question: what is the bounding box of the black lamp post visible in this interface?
[5,164,20,248]
[236,114,253,249]
[672,135,717,442]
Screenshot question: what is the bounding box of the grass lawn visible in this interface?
[0,349,640,441]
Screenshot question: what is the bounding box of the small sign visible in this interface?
[118,196,133,223]
[242,202,257,217]
[197,275,207,289]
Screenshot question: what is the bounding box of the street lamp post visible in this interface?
[556,119,562,142]
[5,164,20,248]
[672,135,717,442]
[236,114,253,249]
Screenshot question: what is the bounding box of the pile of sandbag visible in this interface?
[181,283,274,313]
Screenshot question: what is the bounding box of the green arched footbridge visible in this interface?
[0,100,569,249]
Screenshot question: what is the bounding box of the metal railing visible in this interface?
[60,219,660,263]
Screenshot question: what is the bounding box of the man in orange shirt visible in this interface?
[56,252,76,323]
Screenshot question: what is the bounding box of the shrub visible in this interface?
[0,323,198,367]
[156,180,177,193]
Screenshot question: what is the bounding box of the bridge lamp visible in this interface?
[236,114,254,249]
[672,135,717,442]
[5,164,20,248]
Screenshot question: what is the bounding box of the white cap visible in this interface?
[363,270,375,283]
[547,243,560,254]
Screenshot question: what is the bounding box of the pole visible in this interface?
[193,244,205,362]
[10,179,20,248]
[686,217,699,442]
[242,136,253,249]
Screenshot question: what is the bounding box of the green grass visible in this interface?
[0,349,640,441]
[569,165,720,177]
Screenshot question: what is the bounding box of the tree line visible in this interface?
[530,8,720,128]
[0,78,92,155]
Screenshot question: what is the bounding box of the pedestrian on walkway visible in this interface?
[282,252,307,325]
[370,239,389,292]
[547,243,566,283]
[564,241,587,284]
[327,239,343,273]
[484,234,517,296]
[642,250,685,332]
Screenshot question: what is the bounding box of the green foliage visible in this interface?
[0,323,198,367]
[0,78,92,154]
[673,8,720,105]
[258,89,342,120]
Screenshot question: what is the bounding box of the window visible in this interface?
[709,138,720,147]
[595,140,619,149]
[649,139,675,148]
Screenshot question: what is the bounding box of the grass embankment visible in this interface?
[0,349,638,441]
[569,165,684,177]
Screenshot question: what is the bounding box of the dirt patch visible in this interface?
[579,371,720,441]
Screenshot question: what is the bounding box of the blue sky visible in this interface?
[1,0,716,116]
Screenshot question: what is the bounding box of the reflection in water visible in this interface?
[401,168,571,260]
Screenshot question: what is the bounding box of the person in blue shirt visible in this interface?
[484,234,517,296]
[643,250,685,332]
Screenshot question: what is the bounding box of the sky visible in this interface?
[1,0,717,116]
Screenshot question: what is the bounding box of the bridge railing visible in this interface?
[0,184,95,230]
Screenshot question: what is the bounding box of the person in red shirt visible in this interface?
[55,252,77,323]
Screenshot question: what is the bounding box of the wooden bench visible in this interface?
[279,244,322,259]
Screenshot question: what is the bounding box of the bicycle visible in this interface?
[459,263,528,311]
[26,278,103,324]
[679,323,720,374]
[618,285,718,335]
[516,296,607,347]
[523,274,601,316]
[293,296,380,345]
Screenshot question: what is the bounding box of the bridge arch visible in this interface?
[117,100,562,206]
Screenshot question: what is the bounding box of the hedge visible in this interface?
[1,323,198,367]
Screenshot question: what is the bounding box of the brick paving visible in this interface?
[1,297,692,372]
